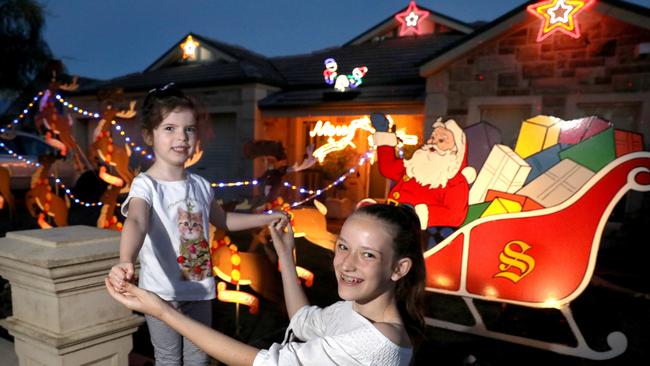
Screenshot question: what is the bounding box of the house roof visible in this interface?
[258,33,462,109]
[75,30,463,109]
[76,33,286,94]
[258,84,426,110]
[419,0,650,77]
[344,3,473,46]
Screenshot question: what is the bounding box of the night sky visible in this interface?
[42,0,650,80]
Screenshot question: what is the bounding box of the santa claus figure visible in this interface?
[371,115,476,238]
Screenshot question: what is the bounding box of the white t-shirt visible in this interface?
[121,173,215,301]
[254,301,413,366]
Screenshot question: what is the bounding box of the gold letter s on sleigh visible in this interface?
[494,240,536,283]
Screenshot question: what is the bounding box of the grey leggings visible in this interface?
[145,300,212,366]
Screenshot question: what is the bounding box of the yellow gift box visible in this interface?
[480,197,523,218]
[514,115,561,159]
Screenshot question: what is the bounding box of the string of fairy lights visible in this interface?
[1,90,376,209]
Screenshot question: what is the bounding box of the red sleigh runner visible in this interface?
[423,151,650,360]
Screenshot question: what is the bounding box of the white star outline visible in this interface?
[405,11,419,27]
[548,0,573,25]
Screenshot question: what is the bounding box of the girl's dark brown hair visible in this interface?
[353,203,427,347]
[141,82,205,135]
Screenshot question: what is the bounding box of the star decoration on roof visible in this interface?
[527,0,594,42]
[395,1,430,36]
[180,35,200,60]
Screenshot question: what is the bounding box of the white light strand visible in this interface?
[4,91,378,210]
[1,92,43,133]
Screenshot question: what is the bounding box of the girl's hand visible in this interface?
[105,278,169,319]
[108,262,135,292]
[268,210,290,229]
[268,219,295,258]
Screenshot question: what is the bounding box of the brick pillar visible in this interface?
[0,226,143,366]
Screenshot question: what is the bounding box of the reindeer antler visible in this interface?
[116,100,137,119]
[59,76,79,91]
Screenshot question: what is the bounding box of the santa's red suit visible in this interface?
[373,119,475,229]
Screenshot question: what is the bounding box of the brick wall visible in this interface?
[434,12,650,125]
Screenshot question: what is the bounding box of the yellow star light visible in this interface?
[180,35,200,60]
[527,0,594,42]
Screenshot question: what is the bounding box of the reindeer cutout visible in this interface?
[243,140,317,209]
[0,166,15,219]
[290,200,337,252]
[35,76,89,172]
[423,151,650,359]
[25,155,69,228]
[97,184,123,231]
[90,98,137,187]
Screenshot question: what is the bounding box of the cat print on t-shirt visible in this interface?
[176,203,211,281]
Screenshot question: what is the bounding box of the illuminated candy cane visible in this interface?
[216,281,259,314]
[99,166,125,187]
[37,213,53,229]
[295,266,314,287]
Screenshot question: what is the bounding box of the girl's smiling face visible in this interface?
[145,107,197,169]
[333,214,405,304]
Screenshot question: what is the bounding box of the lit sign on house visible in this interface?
[310,116,418,162]
[322,58,368,92]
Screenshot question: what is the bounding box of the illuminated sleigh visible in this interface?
[423,151,650,360]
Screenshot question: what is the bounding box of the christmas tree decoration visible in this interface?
[395,1,430,36]
[527,0,594,42]
[180,35,200,60]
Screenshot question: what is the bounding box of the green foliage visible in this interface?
[0,0,53,93]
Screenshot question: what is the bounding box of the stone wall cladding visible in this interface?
[444,12,650,119]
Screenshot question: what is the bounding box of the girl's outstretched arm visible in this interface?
[268,221,309,318]
[209,199,289,231]
[105,279,259,366]
[108,197,149,292]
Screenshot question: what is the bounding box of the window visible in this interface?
[467,96,542,149]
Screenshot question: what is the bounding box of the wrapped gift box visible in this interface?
[461,202,491,227]
[614,129,645,157]
[524,144,562,185]
[558,128,616,172]
[517,159,594,208]
[484,189,544,211]
[464,121,502,174]
[480,197,523,218]
[514,115,562,159]
[559,116,611,145]
[469,144,531,204]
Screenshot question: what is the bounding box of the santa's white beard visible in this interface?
[404,146,462,188]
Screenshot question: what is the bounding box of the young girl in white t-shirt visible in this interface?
[107,83,288,365]
[107,203,426,366]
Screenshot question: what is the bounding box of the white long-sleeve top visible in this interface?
[253,301,413,366]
